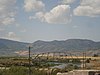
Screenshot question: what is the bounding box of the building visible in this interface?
[57,70,100,75]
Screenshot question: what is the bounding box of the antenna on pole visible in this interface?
[83,52,86,70]
[28,44,32,75]
[29,46,31,75]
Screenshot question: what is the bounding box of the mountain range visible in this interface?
[0,38,100,56]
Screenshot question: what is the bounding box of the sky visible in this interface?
[0,0,100,43]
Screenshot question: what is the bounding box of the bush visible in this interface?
[0,66,28,75]
[0,66,57,75]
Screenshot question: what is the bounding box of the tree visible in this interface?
[93,54,98,57]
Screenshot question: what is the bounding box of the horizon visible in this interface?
[0,38,100,43]
[0,0,100,43]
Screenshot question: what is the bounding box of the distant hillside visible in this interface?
[0,38,100,56]
[32,39,100,52]
[0,39,29,56]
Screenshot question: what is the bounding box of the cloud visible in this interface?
[3,32,20,41]
[2,17,15,25]
[24,0,45,12]
[8,32,16,37]
[34,5,71,24]
[0,0,16,25]
[74,0,100,17]
[34,12,45,22]
[15,24,20,27]
[61,0,75,4]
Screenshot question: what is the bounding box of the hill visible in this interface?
[32,39,100,52]
[0,38,100,56]
[0,38,29,56]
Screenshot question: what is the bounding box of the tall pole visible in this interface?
[83,52,84,69]
[83,52,86,70]
[84,52,86,69]
[29,46,31,75]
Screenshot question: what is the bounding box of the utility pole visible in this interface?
[84,52,86,69]
[83,52,84,69]
[83,52,86,70]
[29,46,31,75]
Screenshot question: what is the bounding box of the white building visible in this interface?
[57,70,100,75]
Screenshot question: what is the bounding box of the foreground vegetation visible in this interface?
[0,56,100,75]
[0,64,80,75]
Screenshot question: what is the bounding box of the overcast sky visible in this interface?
[0,0,100,42]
